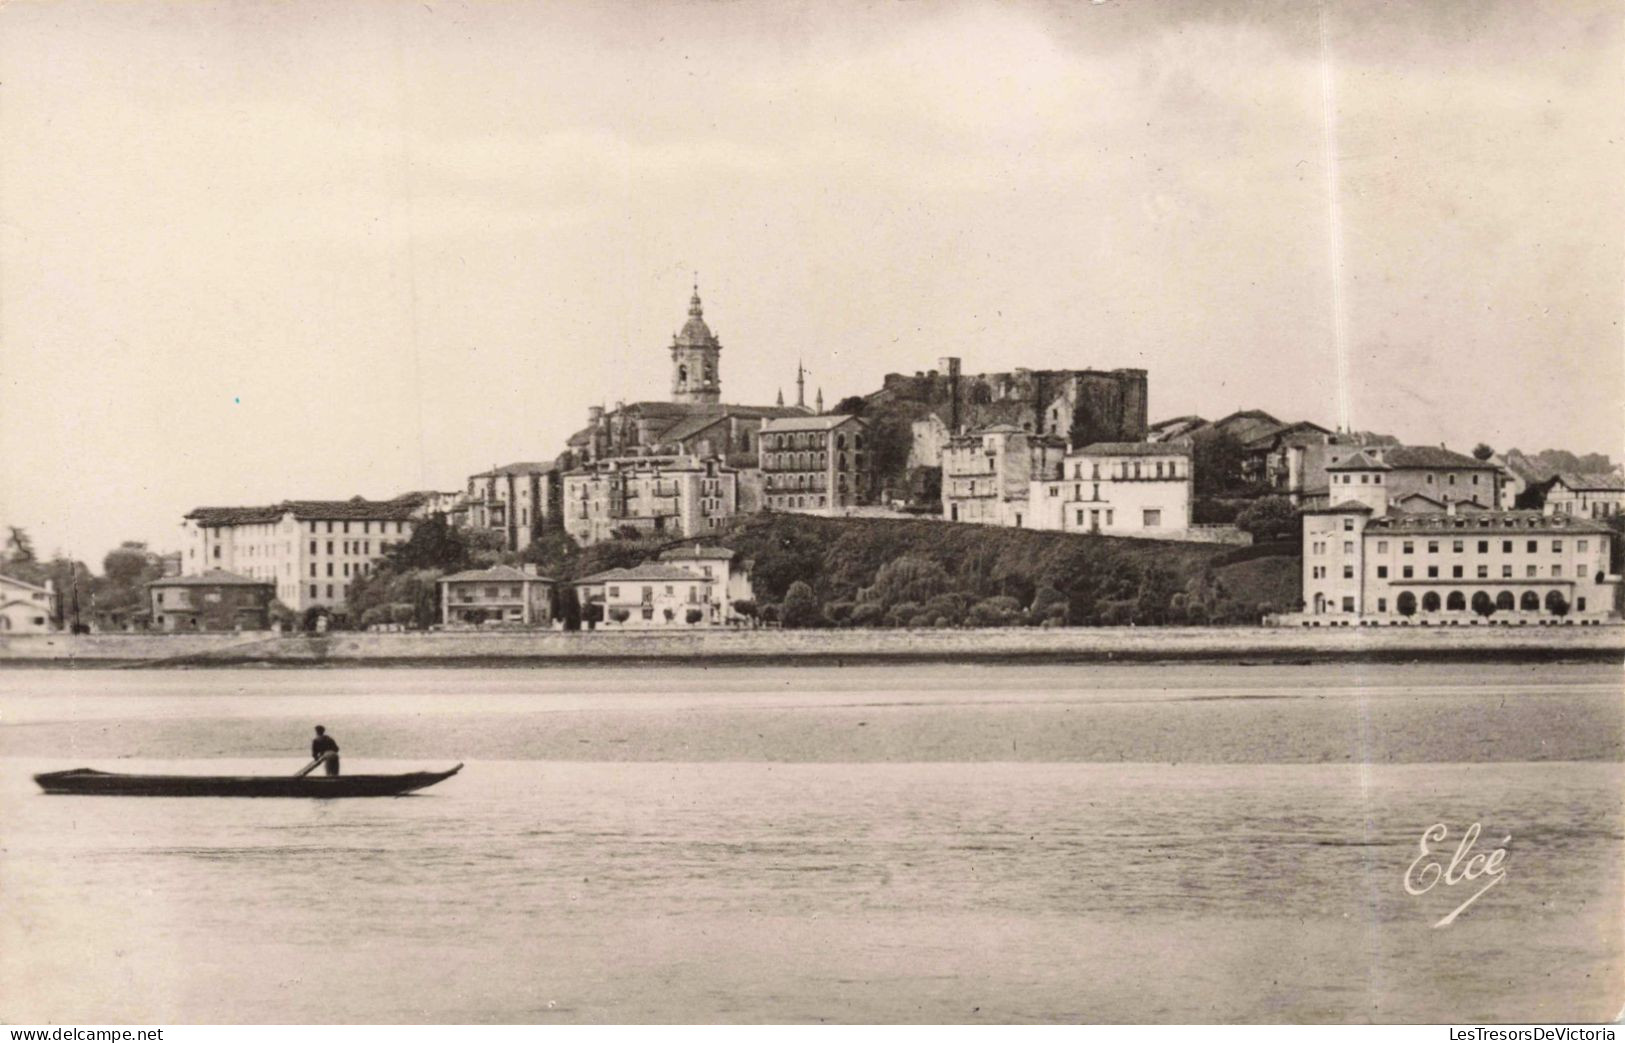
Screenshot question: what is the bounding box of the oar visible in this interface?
[293,751,331,778]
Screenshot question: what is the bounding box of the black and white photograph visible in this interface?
[1,0,1621,1030]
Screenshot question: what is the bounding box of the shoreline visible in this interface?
[1,625,1620,668]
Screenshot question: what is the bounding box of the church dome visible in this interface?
[674,288,719,348]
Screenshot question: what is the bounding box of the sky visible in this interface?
[1,0,1621,564]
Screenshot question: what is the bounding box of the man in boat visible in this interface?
[311,725,340,776]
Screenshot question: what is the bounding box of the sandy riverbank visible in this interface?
[1,623,1620,666]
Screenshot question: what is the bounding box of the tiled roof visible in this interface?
[1368,510,1613,535]
[185,505,288,525]
[283,497,422,521]
[148,569,272,588]
[1303,500,1376,514]
[471,461,557,478]
[186,495,422,526]
[659,544,735,561]
[576,563,712,584]
[1554,471,1625,492]
[1382,445,1498,470]
[760,414,865,433]
[1325,449,1392,471]
[656,412,736,445]
[439,565,555,584]
[1073,441,1192,457]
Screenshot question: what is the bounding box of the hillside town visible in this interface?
[3,286,1622,635]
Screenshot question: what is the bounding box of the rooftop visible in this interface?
[659,544,736,561]
[1554,471,1625,492]
[439,565,555,584]
[760,414,865,433]
[576,563,712,584]
[1367,510,1614,535]
[186,495,422,526]
[1072,441,1192,457]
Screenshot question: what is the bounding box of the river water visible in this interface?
[1,662,1620,1023]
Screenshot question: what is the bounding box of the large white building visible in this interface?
[1298,496,1620,624]
[182,496,428,612]
[1028,442,1194,536]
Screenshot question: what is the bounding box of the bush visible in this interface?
[921,592,967,626]
[760,603,781,624]
[850,602,885,628]
[685,608,704,624]
[885,601,923,627]
[781,581,821,629]
[609,608,631,623]
[967,595,1024,627]
[1030,585,1068,624]
[822,600,855,626]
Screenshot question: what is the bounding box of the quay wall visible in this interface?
[0,625,1620,666]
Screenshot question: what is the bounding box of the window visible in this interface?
[1343,541,1353,554]
[309,540,316,554]
[326,584,334,598]
[1526,540,1537,553]
[607,586,619,598]
[1402,542,1414,554]
[1552,565,1563,577]
[326,541,334,555]
[310,564,317,577]
[1502,540,1512,553]
[1478,540,1488,553]
[1427,541,1439,553]
[1343,518,1354,532]
[1343,565,1354,579]
[1552,540,1563,552]
[1341,596,1355,612]
[1376,566,1388,578]
[1427,566,1438,578]
[1452,540,1463,553]
[310,584,318,598]
[1477,565,1488,579]
[1376,541,1388,553]
[1143,509,1161,528]
[1526,565,1537,578]
[1577,597,1587,611]
[1452,565,1463,578]
[1501,565,1512,578]
[1377,598,1388,612]
[1402,566,1414,579]
[1578,540,1589,552]
[326,522,334,533]
[213,546,221,559]
[326,563,333,577]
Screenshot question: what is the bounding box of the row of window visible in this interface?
[1070,460,1183,481]
[1316,535,1593,555]
[762,432,862,451]
[310,561,373,579]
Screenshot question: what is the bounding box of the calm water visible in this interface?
[1,662,1621,1023]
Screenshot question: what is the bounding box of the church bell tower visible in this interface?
[670,283,722,404]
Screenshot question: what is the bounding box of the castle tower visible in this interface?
[670,283,721,404]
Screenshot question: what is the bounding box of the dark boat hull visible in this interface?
[33,764,463,798]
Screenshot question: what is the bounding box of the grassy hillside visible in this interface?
[693,513,1298,627]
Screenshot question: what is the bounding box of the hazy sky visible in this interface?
[2,0,1621,563]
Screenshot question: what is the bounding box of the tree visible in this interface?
[781,581,821,629]
[388,515,470,572]
[1470,591,1494,618]
[5,526,37,566]
[833,395,867,416]
[1234,497,1299,543]
[1472,443,1495,461]
[685,608,704,625]
[1193,432,1250,497]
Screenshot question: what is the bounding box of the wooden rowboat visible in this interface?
[33,764,463,798]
